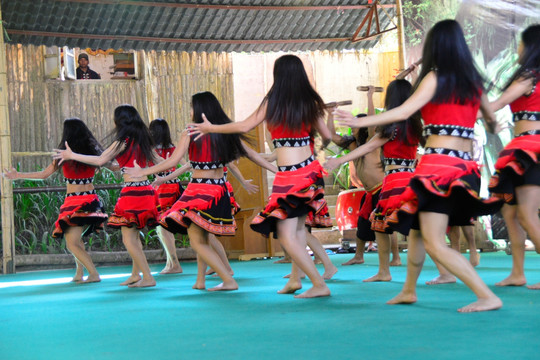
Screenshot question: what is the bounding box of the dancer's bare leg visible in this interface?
[364,232,392,282]
[515,185,540,252]
[122,227,156,288]
[462,225,479,267]
[188,224,237,291]
[388,229,424,304]
[426,227,458,285]
[306,230,338,280]
[496,204,527,286]
[207,234,234,276]
[193,255,207,290]
[418,212,502,313]
[65,227,100,283]
[72,259,84,282]
[278,262,303,293]
[277,215,330,298]
[157,226,182,274]
[342,239,366,265]
[274,249,292,264]
[389,233,402,266]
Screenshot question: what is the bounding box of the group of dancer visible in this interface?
[4,20,539,312]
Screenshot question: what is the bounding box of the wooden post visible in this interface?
[395,0,406,70]
[0,2,16,274]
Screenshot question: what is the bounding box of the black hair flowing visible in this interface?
[57,118,103,169]
[414,19,484,104]
[191,92,249,163]
[111,104,156,166]
[504,24,540,90]
[376,80,423,146]
[149,118,174,149]
[262,55,326,134]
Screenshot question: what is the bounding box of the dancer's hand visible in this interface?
[187,113,212,141]
[52,142,73,165]
[323,157,341,171]
[2,167,18,180]
[242,179,259,194]
[123,160,144,177]
[152,175,166,188]
[333,109,361,128]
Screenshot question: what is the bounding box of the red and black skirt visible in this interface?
[356,183,382,242]
[108,180,160,229]
[305,203,332,228]
[251,155,327,236]
[157,179,184,213]
[370,168,414,235]
[489,132,540,205]
[160,177,236,236]
[53,190,108,238]
[388,148,503,235]
[226,180,241,216]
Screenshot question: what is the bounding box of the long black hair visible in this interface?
[415,19,484,104]
[263,55,326,133]
[57,118,103,168]
[191,92,248,163]
[111,104,156,165]
[377,80,423,146]
[149,118,174,149]
[504,24,540,89]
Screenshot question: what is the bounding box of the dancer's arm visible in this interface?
[348,161,363,189]
[479,93,501,134]
[126,130,190,177]
[490,77,534,112]
[323,134,388,171]
[367,86,376,116]
[3,162,57,180]
[189,104,267,138]
[326,107,355,148]
[53,141,122,167]
[314,115,332,150]
[152,163,192,187]
[226,162,259,194]
[334,71,437,129]
[241,141,278,173]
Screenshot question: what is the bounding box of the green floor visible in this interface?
[1,252,539,360]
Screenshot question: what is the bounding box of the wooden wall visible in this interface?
[5,44,234,170]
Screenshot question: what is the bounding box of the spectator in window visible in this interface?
[76,53,100,80]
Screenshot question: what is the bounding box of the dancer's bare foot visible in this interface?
[526,282,540,290]
[389,258,402,266]
[387,291,417,305]
[457,296,502,313]
[274,257,292,264]
[322,265,338,280]
[208,280,238,291]
[495,274,526,287]
[120,275,141,286]
[469,251,480,267]
[313,258,323,265]
[277,281,302,294]
[211,270,234,277]
[341,257,364,266]
[79,274,101,284]
[71,275,84,282]
[294,285,331,298]
[192,282,206,290]
[426,275,457,285]
[160,265,183,274]
[128,277,156,288]
[283,273,306,279]
[363,273,392,282]
[205,268,216,276]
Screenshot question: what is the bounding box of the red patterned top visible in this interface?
[189,134,225,170]
[154,145,176,173]
[510,74,540,122]
[62,161,96,184]
[116,141,148,168]
[268,122,312,148]
[421,97,481,140]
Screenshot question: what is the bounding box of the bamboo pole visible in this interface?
[0,1,16,274]
[396,0,406,71]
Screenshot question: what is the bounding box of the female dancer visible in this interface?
[325,80,422,282]
[4,118,107,283]
[190,55,333,298]
[335,20,503,312]
[149,118,184,274]
[488,24,540,289]
[126,91,276,291]
[55,105,160,288]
